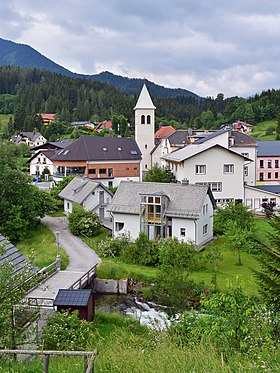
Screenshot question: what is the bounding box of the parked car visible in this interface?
[33,177,42,183]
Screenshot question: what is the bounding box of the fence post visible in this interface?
[44,355,50,373]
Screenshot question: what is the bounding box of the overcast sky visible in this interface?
[1,0,280,98]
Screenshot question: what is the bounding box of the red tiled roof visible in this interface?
[154,126,175,139]
[96,121,112,130]
[40,114,56,120]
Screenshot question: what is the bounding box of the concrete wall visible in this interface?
[112,212,140,239]
[94,278,128,294]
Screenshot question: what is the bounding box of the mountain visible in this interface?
[0,38,198,98]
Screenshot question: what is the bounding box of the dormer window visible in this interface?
[103,147,107,151]
[117,147,122,151]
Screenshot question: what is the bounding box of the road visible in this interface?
[41,215,101,272]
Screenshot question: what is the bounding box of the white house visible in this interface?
[194,129,257,186]
[58,176,113,219]
[10,132,47,147]
[244,185,280,211]
[108,181,215,247]
[163,143,250,204]
[28,149,56,178]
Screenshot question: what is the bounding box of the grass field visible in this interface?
[17,222,69,270]
[251,119,277,140]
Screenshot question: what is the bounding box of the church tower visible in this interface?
[134,84,156,172]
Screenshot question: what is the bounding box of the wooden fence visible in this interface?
[0,349,98,373]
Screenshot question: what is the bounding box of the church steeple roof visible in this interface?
[134,84,156,110]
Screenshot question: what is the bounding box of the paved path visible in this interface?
[25,216,101,303]
[41,215,101,271]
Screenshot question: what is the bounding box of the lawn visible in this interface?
[83,228,264,296]
[17,222,69,270]
[251,119,277,139]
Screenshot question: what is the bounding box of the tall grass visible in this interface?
[17,223,69,270]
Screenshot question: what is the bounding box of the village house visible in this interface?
[58,176,113,219]
[108,181,215,247]
[256,140,280,184]
[10,131,47,147]
[163,143,250,204]
[51,136,142,188]
[37,113,56,126]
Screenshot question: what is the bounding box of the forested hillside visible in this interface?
[0,65,280,133]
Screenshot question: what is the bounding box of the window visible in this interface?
[126,167,129,170]
[203,204,208,214]
[108,181,113,188]
[195,165,206,174]
[92,191,95,195]
[209,182,222,192]
[108,168,113,177]
[275,172,279,179]
[246,199,253,209]
[99,168,106,174]
[145,164,148,169]
[88,169,96,174]
[180,228,186,237]
[242,152,249,158]
[115,222,124,232]
[67,202,70,210]
[268,159,272,168]
[260,160,264,168]
[141,115,145,124]
[224,164,234,174]
[145,144,148,149]
[147,115,151,124]
[268,172,272,179]
[275,160,279,168]
[244,166,248,176]
[203,224,208,235]
[102,147,107,152]
[43,157,46,164]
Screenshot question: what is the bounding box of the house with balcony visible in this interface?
[58,176,113,219]
[51,136,142,188]
[108,181,215,247]
[256,140,280,184]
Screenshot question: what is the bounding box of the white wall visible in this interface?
[174,147,245,202]
[29,153,54,176]
[112,213,140,238]
[135,108,155,170]
[244,186,280,211]
[231,146,256,186]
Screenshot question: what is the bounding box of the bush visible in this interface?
[42,310,92,350]
[68,205,101,237]
[98,233,131,258]
[122,232,159,266]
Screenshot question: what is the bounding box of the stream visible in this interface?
[94,294,175,331]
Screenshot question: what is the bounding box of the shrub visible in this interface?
[68,205,101,237]
[98,233,131,258]
[42,310,92,350]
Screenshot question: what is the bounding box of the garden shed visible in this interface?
[53,289,94,321]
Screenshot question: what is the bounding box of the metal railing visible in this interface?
[69,264,97,290]
[0,349,98,373]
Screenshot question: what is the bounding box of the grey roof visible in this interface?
[163,143,252,163]
[53,289,92,306]
[0,234,39,278]
[21,132,41,141]
[195,129,228,144]
[108,181,214,218]
[31,140,72,152]
[52,136,141,162]
[59,176,112,203]
[257,140,280,157]
[195,129,257,147]
[70,121,94,126]
[134,84,156,110]
[28,149,57,163]
[249,185,280,195]
[167,130,190,146]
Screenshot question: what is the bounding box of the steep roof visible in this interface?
[31,140,72,152]
[21,132,42,141]
[51,136,141,162]
[0,234,39,278]
[108,181,214,218]
[58,176,112,203]
[195,129,229,144]
[257,140,280,157]
[155,126,176,139]
[134,84,156,110]
[163,143,252,163]
[28,149,57,163]
[249,185,280,195]
[40,113,56,120]
[195,129,257,147]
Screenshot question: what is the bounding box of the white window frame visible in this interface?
[202,204,208,215]
[224,164,234,174]
[195,165,206,175]
[244,166,248,176]
[209,182,222,192]
[180,228,186,237]
[203,224,208,235]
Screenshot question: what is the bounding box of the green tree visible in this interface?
[143,165,175,183]
[254,214,280,310]
[68,205,101,237]
[276,111,280,140]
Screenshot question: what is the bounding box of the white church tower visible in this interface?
[134,84,156,172]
